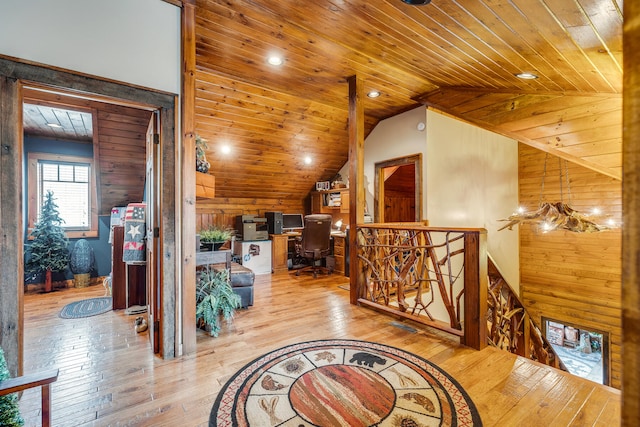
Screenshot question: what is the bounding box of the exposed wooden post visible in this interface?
[623,1,640,423]
[462,230,487,350]
[347,75,365,305]
[0,76,23,377]
[181,0,197,355]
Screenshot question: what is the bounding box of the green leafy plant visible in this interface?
[0,347,24,426]
[196,267,241,337]
[199,225,234,243]
[24,190,69,292]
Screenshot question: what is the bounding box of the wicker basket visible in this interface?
[74,273,91,288]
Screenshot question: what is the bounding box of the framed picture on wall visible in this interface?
[316,181,330,191]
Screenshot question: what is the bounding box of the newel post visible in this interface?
[462,229,488,350]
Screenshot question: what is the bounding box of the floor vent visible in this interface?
[389,321,417,333]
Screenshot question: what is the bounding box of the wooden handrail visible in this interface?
[355,222,567,368]
[356,224,487,350]
[487,256,567,371]
[0,369,59,427]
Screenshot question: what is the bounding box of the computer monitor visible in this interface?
[282,213,304,231]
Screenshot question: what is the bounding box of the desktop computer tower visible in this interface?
[265,211,283,234]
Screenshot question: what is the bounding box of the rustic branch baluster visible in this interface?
[357,225,566,364]
[424,231,462,330]
[357,225,481,343]
[486,257,567,371]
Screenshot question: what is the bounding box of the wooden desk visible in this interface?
[270,234,289,273]
[271,232,347,276]
[332,234,346,275]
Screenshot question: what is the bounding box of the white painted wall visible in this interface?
[425,110,519,290]
[0,0,180,93]
[362,107,428,217]
[360,106,520,297]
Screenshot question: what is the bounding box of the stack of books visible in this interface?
[327,192,342,207]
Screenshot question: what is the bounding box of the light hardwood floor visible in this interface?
[19,272,620,426]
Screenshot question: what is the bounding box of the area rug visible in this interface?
[59,297,112,319]
[210,339,482,427]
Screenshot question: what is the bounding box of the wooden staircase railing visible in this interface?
[355,223,568,372]
[356,224,487,349]
[487,256,567,371]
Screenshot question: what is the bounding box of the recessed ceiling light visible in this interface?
[367,90,380,98]
[221,145,231,155]
[516,72,538,80]
[402,0,431,4]
[46,123,62,128]
[267,55,284,66]
[304,156,312,165]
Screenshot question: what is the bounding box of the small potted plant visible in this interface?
[196,267,241,337]
[69,239,94,288]
[199,225,234,251]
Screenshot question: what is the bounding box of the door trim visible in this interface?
[374,154,423,223]
[0,56,178,375]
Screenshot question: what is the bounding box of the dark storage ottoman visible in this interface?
[212,262,255,308]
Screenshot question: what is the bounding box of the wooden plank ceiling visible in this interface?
[21,0,623,203]
[195,0,623,202]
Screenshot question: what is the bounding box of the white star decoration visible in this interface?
[127,224,142,239]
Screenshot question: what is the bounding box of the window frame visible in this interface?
[27,152,99,238]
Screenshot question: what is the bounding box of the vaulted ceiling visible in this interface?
[195,0,622,202]
[21,0,623,204]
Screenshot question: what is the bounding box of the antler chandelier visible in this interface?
[499,154,613,233]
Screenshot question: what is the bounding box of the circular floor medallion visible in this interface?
[209,339,482,427]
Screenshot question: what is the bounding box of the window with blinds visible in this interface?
[28,152,99,238]
[38,161,91,229]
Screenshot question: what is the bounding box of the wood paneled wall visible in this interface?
[518,143,622,388]
[196,197,306,233]
[96,105,151,213]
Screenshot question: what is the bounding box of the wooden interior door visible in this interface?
[145,112,161,354]
[383,164,416,222]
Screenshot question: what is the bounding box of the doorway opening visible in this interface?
[374,154,422,223]
[2,58,178,378]
[21,84,160,348]
[543,317,609,385]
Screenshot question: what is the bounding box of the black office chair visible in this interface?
[295,214,333,278]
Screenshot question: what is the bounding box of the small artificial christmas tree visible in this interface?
[25,190,69,292]
[0,347,24,426]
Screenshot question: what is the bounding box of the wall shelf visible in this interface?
[311,189,349,214]
[196,172,216,199]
